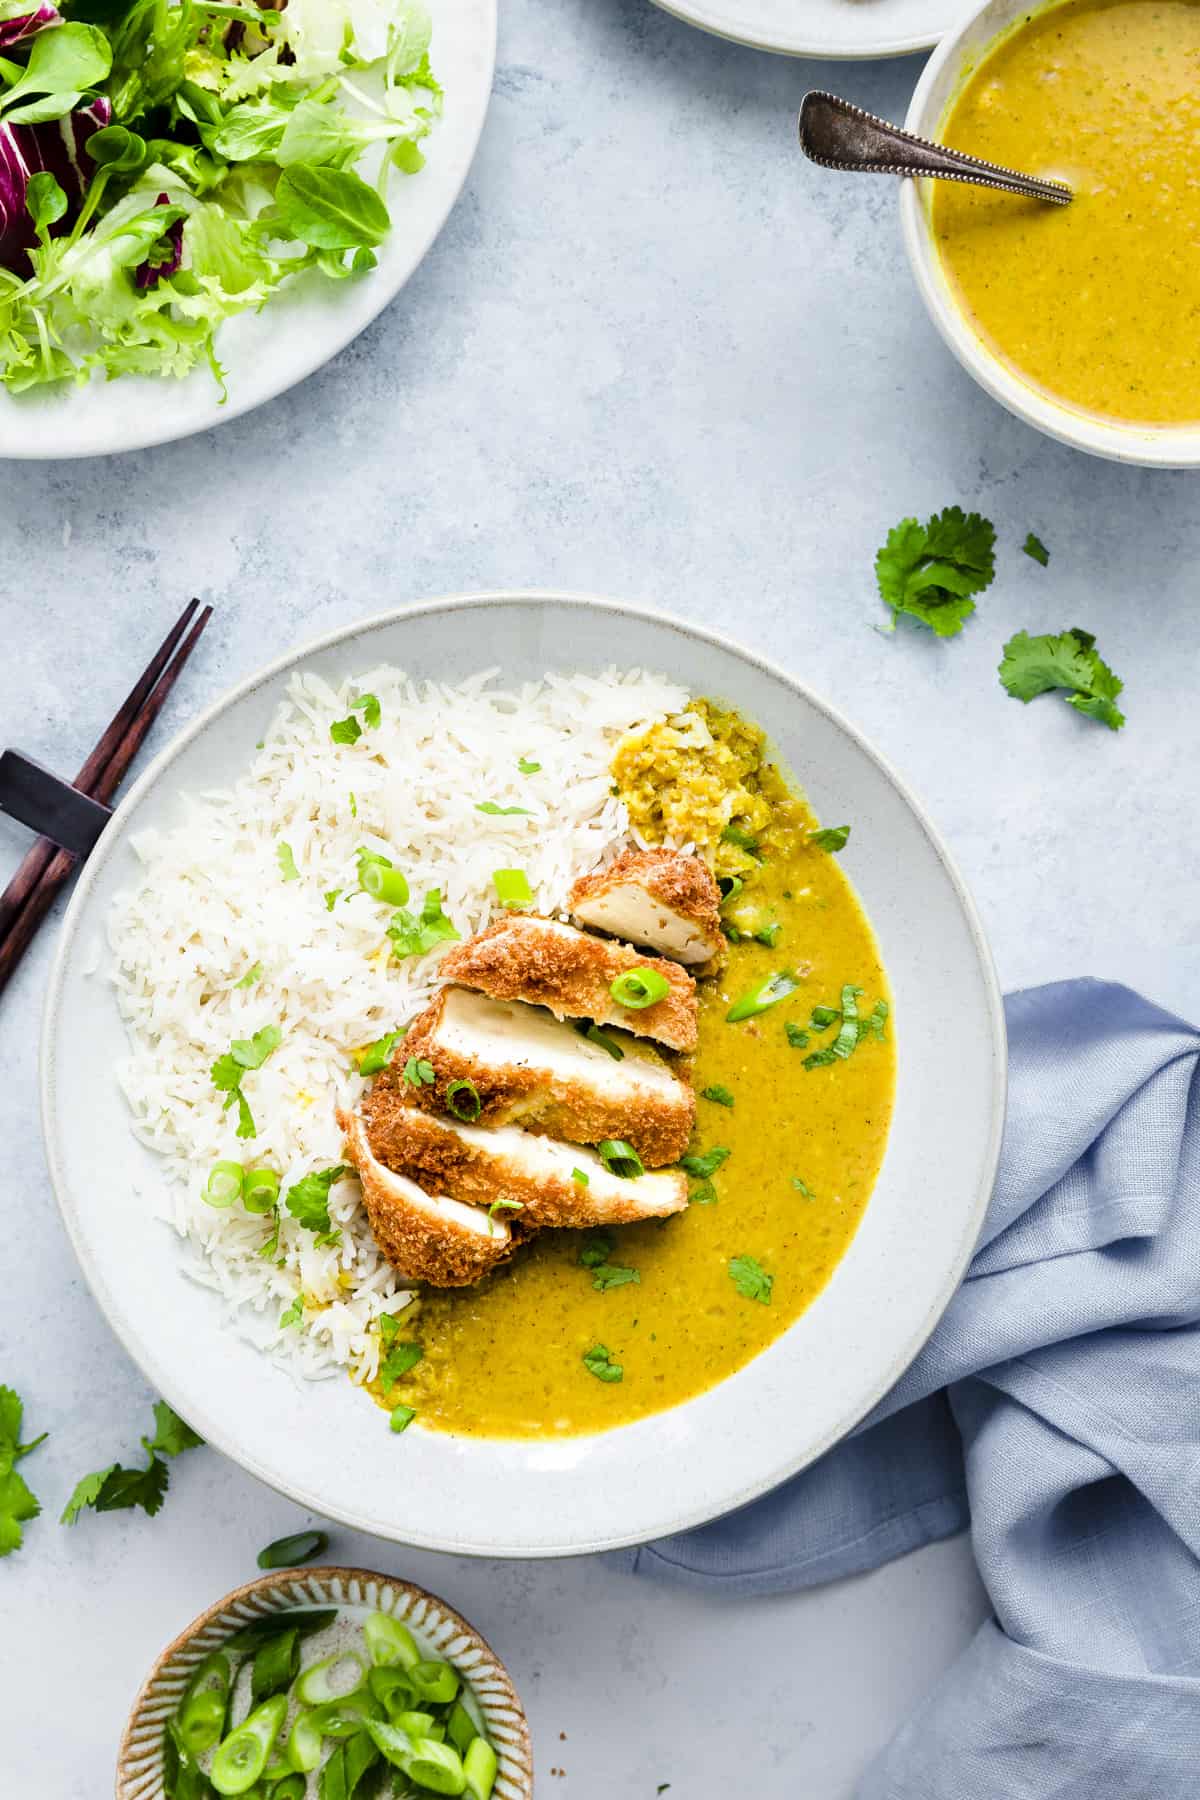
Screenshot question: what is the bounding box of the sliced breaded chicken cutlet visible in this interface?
[340,1111,526,1286]
[569,847,724,967]
[389,986,695,1167]
[360,1094,689,1229]
[438,913,698,1051]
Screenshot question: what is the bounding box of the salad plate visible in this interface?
[0,0,496,461]
[650,0,966,59]
[41,593,1005,1557]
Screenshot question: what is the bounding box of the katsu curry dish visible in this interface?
[110,666,894,1437]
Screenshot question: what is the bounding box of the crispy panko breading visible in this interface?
[569,848,724,967]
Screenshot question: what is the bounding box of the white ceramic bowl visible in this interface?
[901,0,1200,468]
[41,593,1006,1556]
[117,1566,533,1800]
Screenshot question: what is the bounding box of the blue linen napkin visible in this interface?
[621,980,1200,1796]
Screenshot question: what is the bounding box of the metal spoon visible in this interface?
[798,90,1072,207]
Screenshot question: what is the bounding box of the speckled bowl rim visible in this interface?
[41,591,1007,1557]
[900,0,1200,467]
[116,1565,534,1800]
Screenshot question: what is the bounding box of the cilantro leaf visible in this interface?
[402,1057,436,1088]
[875,507,995,636]
[380,1342,424,1387]
[236,962,264,988]
[143,1402,203,1460]
[792,1176,814,1199]
[285,1165,348,1238]
[700,1085,734,1108]
[591,1264,640,1292]
[330,715,362,746]
[354,693,381,729]
[578,1231,615,1270]
[358,1029,404,1076]
[809,825,850,853]
[998,628,1125,731]
[231,1026,282,1071]
[1023,532,1050,567]
[279,1297,303,1329]
[277,841,300,881]
[325,889,342,912]
[679,1146,731,1180]
[517,756,541,774]
[582,1343,623,1384]
[388,889,461,960]
[785,1022,810,1049]
[0,1387,45,1557]
[729,1255,774,1305]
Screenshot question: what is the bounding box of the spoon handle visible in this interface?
[798,90,1073,207]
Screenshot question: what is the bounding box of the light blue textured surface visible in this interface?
[3,4,1200,1795]
[626,981,1200,1793]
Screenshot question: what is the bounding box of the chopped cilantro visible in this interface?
[998,628,1125,731]
[324,889,342,912]
[517,756,541,774]
[279,1297,303,1329]
[210,1026,281,1140]
[379,1314,401,1345]
[403,1057,436,1088]
[349,793,358,818]
[729,1255,774,1305]
[1022,532,1050,567]
[582,1344,623,1384]
[476,802,532,816]
[0,1386,46,1558]
[285,1164,348,1239]
[330,715,362,746]
[579,1231,615,1270]
[809,824,850,853]
[380,1341,424,1387]
[791,1176,814,1199]
[235,962,264,988]
[357,1029,403,1076]
[354,693,381,729]
[591,1263,640,1292]
[688,1178,718,1205]
[388,889,461,960]
[720,822,761,855]
[701,1085,734,1108]
[785,1022,810,1049]
[679,1146,731,1180]
[875,506,995,637]
[61,1401,201,1527]
[390,1405,417,1434]
[276,841,300,882]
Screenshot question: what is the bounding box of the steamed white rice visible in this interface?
[108,664,690,1382]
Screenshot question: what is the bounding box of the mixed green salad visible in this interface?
[0,0,441,394]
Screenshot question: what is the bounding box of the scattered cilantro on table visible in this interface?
[0,1385,47,1558]
[999,628,1125,731]
[61,1401,202,1528]
[874,506,996,636]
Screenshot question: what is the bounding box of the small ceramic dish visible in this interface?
[900,0,1200,468]
[116,1565,534,1800]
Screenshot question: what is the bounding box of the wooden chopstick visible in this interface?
[0,602,213,999]
[0,599,199,944]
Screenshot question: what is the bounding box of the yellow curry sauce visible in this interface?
[389,706,895,1438]
[933,0,1200,425]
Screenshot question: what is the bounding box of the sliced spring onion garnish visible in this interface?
[578,1020,624,1060]
[475,802,532,816]
[446,1079,482,1122]
[380,1340,424,1386]
[492,867,533,907]
[571,1167,590,1186]
[517,756,541,774]
[390,1405,416,1434]
[809,824,851,853]
[361,859,410,907]
[721,823,761,856]
[726,971,799,1022]
[204,1161,244,1209]
[609,966,671,1009]
[257,1530,329,1570]
[597,1139,644,1179]
[680,1146,730,1180]
[243,1167,281,1214]
[358,1029,403,1076]
[718,875,744,905]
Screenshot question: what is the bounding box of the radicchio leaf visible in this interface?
[0,92,109,274]
[135,191,185,289]
[0,7,61,53]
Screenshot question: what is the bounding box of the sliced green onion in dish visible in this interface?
[446,1079,482,1122]
[361,859,410,906]
[390,1404,417,1434]
[210,1694,287,1795]
[256,1530,328,1570]
[517,756,541,774]
[720,823,761,855]
[175,1652,231,1756]
[295,1651,367,1707]
[465,1737,500,1799]
[204,1160,245,1209]
[726,970,800,1022]
[487,1198,524,1232]
[380,1340,424,1386]
[250,1627,300,1704]
[242,1167,280,1215]
[364,1611,421,1671]
[579,1020,624,1060]
[597,1139,645,1179]
[412,1659,461,1705]
[475,802,531,816]
[609,967,671,1009]
[571,1167,590,1186]
[809,824,851,853]
[492,867,534,908]
[717,875,744,905]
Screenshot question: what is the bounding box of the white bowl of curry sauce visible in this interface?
[901,0,1200,466]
